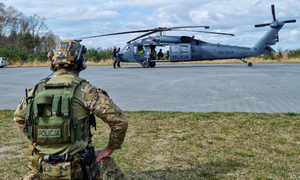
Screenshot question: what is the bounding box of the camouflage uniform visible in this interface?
[164,51,169,60]
[14,68,128,179]
[150,48,156,60]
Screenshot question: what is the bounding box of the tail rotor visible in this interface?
[255,4,296,28]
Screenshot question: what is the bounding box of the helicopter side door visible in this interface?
[169,44,191,61]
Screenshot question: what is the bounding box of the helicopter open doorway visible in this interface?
[140,43,204,68]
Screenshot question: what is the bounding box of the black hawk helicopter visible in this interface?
[80,5,296,68]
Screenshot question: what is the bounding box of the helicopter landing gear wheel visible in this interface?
[142,61,149,68]
[240,58,253,67]
[149,62,156,68]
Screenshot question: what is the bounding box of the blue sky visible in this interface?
[1,0,299,51]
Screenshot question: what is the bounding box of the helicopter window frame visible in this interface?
[122,45,131,53]
[133,46,137,54]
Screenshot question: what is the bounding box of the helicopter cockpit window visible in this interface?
[60,43,69,49]
[122,45,131,53]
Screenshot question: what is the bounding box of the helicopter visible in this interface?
[79,5,296,68]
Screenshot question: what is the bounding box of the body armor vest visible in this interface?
[25,77,90,146]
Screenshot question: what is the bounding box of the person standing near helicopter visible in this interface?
[112,47,121,68]
[116,47,121,68]
[112,47,118,68]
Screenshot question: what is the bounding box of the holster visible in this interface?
[79,146,99,180]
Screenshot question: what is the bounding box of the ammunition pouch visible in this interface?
[39,154,83,179]
[41,160,73,178]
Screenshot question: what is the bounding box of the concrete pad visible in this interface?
[1,63,299,113]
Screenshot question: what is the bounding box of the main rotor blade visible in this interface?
[127,31,156,43]
[168,26,210,30]
[79,26,212,41]
[255,23,270,28]
[174,30,234,36]
[79,29,155,39]
[125,26,212,42]
[271,4,276,21]
[79,26,211,40]
[284,19,296,23]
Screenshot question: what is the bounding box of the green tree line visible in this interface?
[0,3,59,62]
[255,49,300,60]
[85,47,113,62]
[0,2,114,63]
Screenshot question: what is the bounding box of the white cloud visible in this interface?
[1,0,299,50]
[291,30,300,40]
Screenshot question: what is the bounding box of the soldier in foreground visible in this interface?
[14,39,128,179]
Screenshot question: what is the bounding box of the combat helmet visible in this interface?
[48,39,87,72]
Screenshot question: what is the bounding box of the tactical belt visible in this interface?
[28,145,87,173]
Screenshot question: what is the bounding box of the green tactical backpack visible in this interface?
[25,77,91,145]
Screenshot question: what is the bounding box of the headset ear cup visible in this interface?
[48,49,57,71]
[80,47,87,70]
[80,60,87,71]
[74,46,87,72]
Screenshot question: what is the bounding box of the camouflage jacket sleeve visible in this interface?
[13,88,33,135]
[80,82,128,150]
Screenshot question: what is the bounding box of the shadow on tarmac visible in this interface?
[120,64,248,69]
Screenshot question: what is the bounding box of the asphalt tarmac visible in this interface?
[1,63,300,113]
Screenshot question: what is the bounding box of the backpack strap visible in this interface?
[25,78,51,142]
[52,95,61,115]
[73,77,86,85]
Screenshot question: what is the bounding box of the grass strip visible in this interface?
[0,110,299,179]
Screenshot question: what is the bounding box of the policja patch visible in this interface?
[38,129,61,138]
